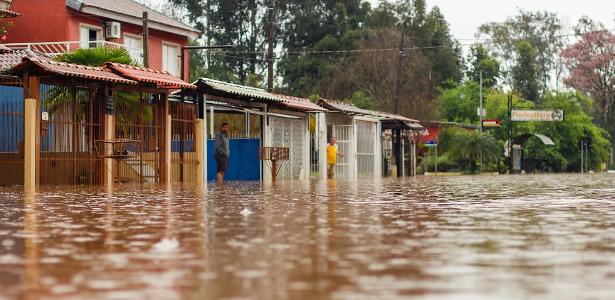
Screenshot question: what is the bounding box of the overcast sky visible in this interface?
[149,0,615,41]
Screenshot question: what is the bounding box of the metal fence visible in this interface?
[115,90,162,184]
[271,117,306,180]
[356,120,376,177]
[39,84,102,185]
[332,124,353,179]
[170,100,198,183]
[0,77,25,186]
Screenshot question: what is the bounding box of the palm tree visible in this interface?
[447,131,500,174]
[56,47,133,66]
[44,47,152,136]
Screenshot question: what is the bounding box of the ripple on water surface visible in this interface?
[0,174,615,299]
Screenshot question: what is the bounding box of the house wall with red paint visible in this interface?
[5,0,191,80]
[5,0,69,43]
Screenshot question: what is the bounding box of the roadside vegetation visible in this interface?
[146,1,615,173]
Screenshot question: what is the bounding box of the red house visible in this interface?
[3,0,200,80]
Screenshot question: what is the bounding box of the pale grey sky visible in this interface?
[421,0,615,40]
[149,0,615,40]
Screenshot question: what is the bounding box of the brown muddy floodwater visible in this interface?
[1,174,615,300]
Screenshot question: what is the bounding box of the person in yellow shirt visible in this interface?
[326,137,344,179]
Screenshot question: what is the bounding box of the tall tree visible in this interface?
[466,44,500,89]
[478,10,563,90]
[169,0,266,84]
[512,41,540,102]
[560,22,615,143]
[277,0,369,95]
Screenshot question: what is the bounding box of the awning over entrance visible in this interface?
[318,98,423,130]
[514,133,555,146]
[194,78,327,113]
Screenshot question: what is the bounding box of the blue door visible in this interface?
[207,138,261,181]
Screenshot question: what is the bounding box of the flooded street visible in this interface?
[1,174,615,300]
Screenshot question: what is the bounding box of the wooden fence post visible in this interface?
[24,98,37,191]
[103,87,115,186]
[195,118,204,184]
[160,94,171,185]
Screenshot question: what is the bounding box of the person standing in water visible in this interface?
[214,123,230,183]
[327,137,344,179]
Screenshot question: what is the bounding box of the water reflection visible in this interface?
[1,174,615,299]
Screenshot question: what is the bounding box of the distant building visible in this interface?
[4,0,200,80]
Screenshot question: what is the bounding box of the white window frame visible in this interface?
[162,41,180,76]
[79,23,103,49]
[123,33,143,62]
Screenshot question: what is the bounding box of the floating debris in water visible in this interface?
[151,238,179,253]
[240,208,253,216]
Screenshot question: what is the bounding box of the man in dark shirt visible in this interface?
[214,123,230,182]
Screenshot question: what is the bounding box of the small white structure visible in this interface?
[194,78,327,183]
[318,98,423,178]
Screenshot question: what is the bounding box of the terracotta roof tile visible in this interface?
[77,0,199,35]
[0,8,19,17]
[0,49,43,72]
[104,62,196,89]
[13,57,138,84]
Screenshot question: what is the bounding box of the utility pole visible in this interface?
[267,0,275,92]
[393,31,404,177]
[479,71,483,133]
[393,32,404,115]
[142,11,149,68]
[581,140,585,174]
[508,94,513,175]
[479,71,483,173]
[205,0,211,68]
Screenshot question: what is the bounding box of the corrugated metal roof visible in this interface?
[319,98,419,123]
[271,93,327,112]
[105,62,196,89]
[76,0,199,35]
[196,78,282,102]
[195,78,326,112]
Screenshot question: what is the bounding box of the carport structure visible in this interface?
[0,49,198,189]
[193,78,327,183]
[318,98,423,178]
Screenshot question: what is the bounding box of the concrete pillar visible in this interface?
[24,98,37,191]
[411,139,416,177]
[209,105,214,139]
[350,117,358,179]
[318,112,327,180]
[374,121,382,178]
[25,75,40,186]
[195,119,205,184]
[103,87,115,187]
[303,115,310,180]
[262,105,271,184]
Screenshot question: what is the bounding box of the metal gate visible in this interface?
[115,91,161,183]
[356,120,376,177]
[0,79,24,186]
[271,117,306,180]
[40,85,102,185]
[332,124,353,178]
[170,100,197,183]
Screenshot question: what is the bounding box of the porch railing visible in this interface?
[3,40,144,65]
